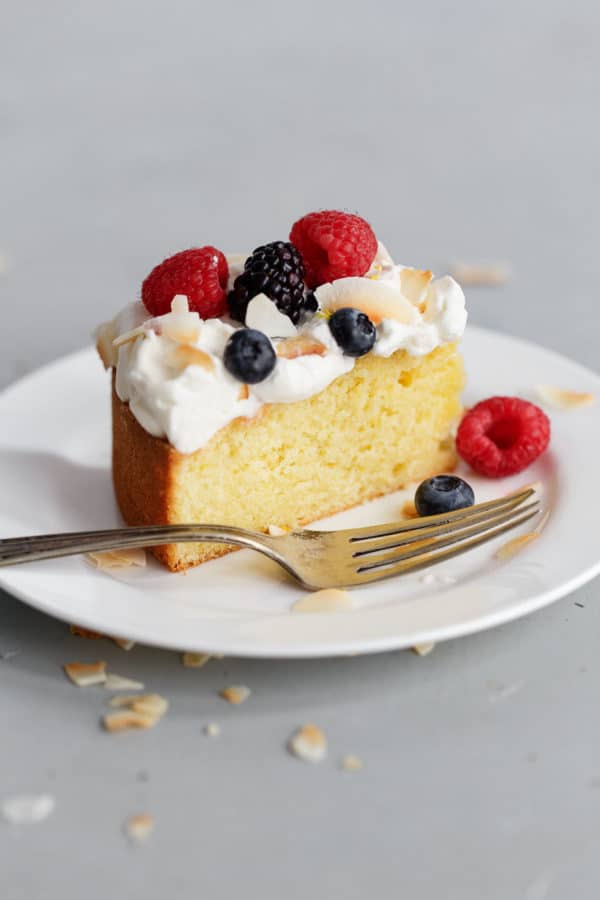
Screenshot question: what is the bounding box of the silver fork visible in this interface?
[0,487,540,589]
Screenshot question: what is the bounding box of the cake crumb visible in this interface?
[204,722,221,738]
[535,385,595,410]
[288,724,328,763]
[340,754,363,772]
[182,652,211,669]
[292,588,355,614]
[2,793,55,825]
[124,813,154,844]
[449,261,511,286]
[412,643,436,656]
[105,673,145,691]
[63,660,107,687]
[401,500,418,518]
[70,624,104,640]
[220,685,251,705]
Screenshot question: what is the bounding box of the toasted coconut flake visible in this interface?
[113,324,148,349]
[124,813,154,844]
[112,637,135,651]
[108,694,143,708]
[219,684,251,705]
[495,531,540,561]
[238,384,249,401]
[171,344,214,372]
[86,548,146,569]
[131,694,169,717]
[2,793,55,825]
[64,660,107,687]
[70,624,104,640]
[245,293,297,337]
[315,277,416,326]
[288,724,327,763]
[449,261,511,286]
[292,588,355,614]
[276,335,327,360]
[399,267,433,304]
[182,652,211,669]
[95,321,118,368]
[412,642,436,656]
[402,500,418,518]
[103,710,158,732]
[204,722,221,738]
[535,385,595,410]
[340,754,364,772]
[105,673,145,691]
[267,524,289,536]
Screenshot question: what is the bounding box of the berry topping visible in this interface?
[228,242,312,325]
[414,475,475,517]
[328,307,376,357]
[223,329,277,384]
[142,247,228,319]
[456,397,551,478]
[290,210,378,288]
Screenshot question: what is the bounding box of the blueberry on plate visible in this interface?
[328,307,376,357]
[414,475,475,516]
[223,329,276,384]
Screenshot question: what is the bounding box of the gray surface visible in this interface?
[1,1,599,897]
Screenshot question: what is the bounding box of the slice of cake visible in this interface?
[96,210,467,571]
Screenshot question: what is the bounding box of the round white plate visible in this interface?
[0,326,598,657]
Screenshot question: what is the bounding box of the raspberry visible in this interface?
[456,397,550,478]
[142,247,228,318]
[228,241,313,325]
[289,210,378,288]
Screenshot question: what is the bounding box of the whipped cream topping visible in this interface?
[98,244,467,454]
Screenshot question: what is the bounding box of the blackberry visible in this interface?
[228,241,312,325]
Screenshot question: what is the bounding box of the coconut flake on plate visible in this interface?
[535,385,595,410]
[105,673,145,692]
[63,660,107,687]
[182,652,212,668]
[124,813,154,845]
[219,685,251,705]
[86,548,146,569]
[2,793,55,825]
[292,588,355,614]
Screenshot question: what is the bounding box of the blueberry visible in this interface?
[414,475,475,517]
[223,329,276,384]
[328,307,376,357]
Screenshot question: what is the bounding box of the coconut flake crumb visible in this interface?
[340,754,364,772]
[412,643,436,656]
[86,548,146,569]
[102,710,157,732]
[288,724,328,763]
[105,673,145,691]
[112,637,135,651]
[204,722,221,738]
[535,385,595,410]
[70,624,104,639]
[219,685,251,705]
[267,524,289,536]
[2,793,55,825]
[292,588,355,614]
[124,813,154,844]
[103,694,169,731]
[63,660,107,686]
[182,652,211,668]
[449,261,511,286]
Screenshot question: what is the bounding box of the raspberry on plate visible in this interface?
[289,210,378,288]
[456,396,550,478]
[142,247,229,318]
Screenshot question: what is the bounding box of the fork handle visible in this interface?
[0,524,277,567]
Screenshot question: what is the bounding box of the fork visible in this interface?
[0,487,540,589]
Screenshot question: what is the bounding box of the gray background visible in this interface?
[1,1,599,897]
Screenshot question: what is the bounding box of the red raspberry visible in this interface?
[142,247,229,318]
[456,397,550,478]
[289,210,378,287]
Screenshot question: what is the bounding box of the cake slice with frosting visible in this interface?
[96,210,467,571]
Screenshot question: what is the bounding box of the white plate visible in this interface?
[0,326,598,657]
